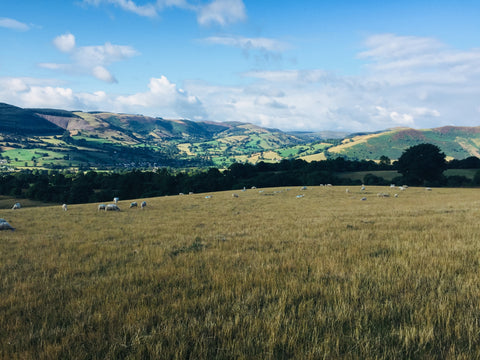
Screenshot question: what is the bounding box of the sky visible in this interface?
[1,0,480,132]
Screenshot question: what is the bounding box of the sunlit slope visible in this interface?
[327,126,480,160]
[2,186,480,358]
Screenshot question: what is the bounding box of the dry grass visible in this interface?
[1,186,480,359]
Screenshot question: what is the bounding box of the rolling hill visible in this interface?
[1,102,480,170]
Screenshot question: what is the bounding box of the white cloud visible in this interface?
[82,0,246,26]
[40,33,138,83]
[53,33,76,53]
[117,76,206,118]
[197,0,246,26]
[82,0,157,17]
[203,36,289,52]
[0,17,30,31]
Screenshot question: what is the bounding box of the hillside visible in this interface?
[325,126,480,161]
[0,103,64,135]
[1,102,480,170]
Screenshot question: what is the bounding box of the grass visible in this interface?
[1,186,480,359]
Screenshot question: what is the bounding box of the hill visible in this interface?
[1,102,480,170]
[325,126,480,161]
[0,103,64,135]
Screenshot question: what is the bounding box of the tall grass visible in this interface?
[1,186,480,359]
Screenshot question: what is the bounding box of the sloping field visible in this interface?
[1,187,480,359]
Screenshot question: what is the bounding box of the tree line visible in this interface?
[1,144,480,205]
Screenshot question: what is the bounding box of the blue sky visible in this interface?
[1,0,480,132]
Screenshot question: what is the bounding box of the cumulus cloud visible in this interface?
[117,76,207,118]
[40,33,138,83]
[53,33,76,53]
[0,17,30,31]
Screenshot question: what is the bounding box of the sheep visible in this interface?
[345,188,350,193]
[361,197,367,201]
[377,193,390,198]
[232,193,239,198]
[296,194,305,198]
[12,202,21,210]
[425,187,432,191]
[0,219,15,231]
[105,204,120,211]
[300,186,307,190]
[394,194,399,197]
[62,204,68,211]
[141,201,147,209]
[98,204,106,211]
[113,197,119,204]
[205,195,212,199]
[130,202,138,208]
[361,185,366,191]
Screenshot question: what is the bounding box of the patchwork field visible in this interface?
[1,186,480,359]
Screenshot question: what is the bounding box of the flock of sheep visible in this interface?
[1,184,432,231]
[1,197,148,231]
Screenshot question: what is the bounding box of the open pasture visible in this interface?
[1,186,480,359]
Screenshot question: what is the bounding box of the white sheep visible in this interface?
[98,204,106,211]
[130,202,138,208]
[141,201,147,209]
[105,204,120,211]
[0,218,15,231]
[12,202,21,210]
[62,204,68,211]
[232,193,239,198]
[361,185,366,191]
[113,197,119,204]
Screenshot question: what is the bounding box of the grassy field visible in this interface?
[1,186,480,359]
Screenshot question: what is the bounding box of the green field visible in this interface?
[1,187,480,358]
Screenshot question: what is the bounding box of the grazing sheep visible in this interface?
[113,197,119,204]
[377,193,390,198]
[296,194,305,198]
[425,187,432,191]
[232,193,239,198]
[205,195,212,199]
[0,219,15,231]
[361,197,367,201]
[98,204,106,211]
[300,186,307,190]
[394,194,399,197]
[361,185,366,191]
[346,188,350,193]
[12,202,21,210]
[130,202,138,208]
[62,204,68,211]
[141,201,147,209]
[105,204,120,211]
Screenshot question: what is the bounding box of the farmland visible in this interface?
[1,186,480,359]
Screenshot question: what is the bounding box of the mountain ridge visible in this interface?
[1,102,479,170]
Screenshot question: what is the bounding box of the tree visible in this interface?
[396,143,446,185]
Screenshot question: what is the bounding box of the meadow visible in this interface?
[1,186,480,359]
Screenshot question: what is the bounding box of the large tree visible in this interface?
[396,143,447,185]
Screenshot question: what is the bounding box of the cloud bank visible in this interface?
[3,34,480,132]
